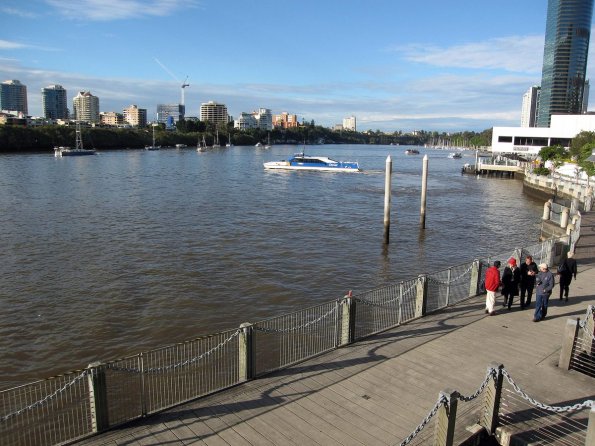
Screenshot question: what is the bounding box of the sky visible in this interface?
[1,0,594,132]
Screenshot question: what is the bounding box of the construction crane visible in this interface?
[154,58,189,106]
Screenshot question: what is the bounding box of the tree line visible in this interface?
[0,121,493,153]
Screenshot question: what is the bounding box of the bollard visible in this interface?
[469,259,481,297]
[383,155,392,245]
[433,389,459,446]
[415,274,427,318]
[558,318,580,370]
[340,291,356,346]
[238,323,254,382]
[480,363,504,435]
[560,207,570,228]
[420,154,429,229]
[87,362,109,433]
[542,200,552,220]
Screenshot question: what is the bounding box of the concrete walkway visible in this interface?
[78,218,595,446]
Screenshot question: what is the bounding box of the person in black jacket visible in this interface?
[558,252,578,302]
[519,255,538,309]
[501,258,521,310]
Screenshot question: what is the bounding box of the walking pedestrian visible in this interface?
[557,252,578,302]
[534,263,555,322]
[484,260,501,316]
[520,255,538,309]
[501,258,521,310]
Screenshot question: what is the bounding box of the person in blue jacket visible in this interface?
[533,263,555,322]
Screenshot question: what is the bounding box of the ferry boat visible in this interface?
[263,152,361,172]
[54,122,96,157]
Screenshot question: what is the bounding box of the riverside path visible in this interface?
[78,215,595,446]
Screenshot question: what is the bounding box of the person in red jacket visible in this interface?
[484,260,501,316]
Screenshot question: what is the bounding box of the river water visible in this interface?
[0,145,543,389]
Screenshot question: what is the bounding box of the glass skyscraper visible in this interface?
[42,84,68,119]
[537,0,594,127]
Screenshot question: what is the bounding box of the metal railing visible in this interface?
[0,236,574,446]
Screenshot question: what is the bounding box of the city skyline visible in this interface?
[2,0,595,132]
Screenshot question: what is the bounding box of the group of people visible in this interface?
[484,253,577,322]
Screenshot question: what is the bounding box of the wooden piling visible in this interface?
[420,154,428,228]
[383,155,392,244]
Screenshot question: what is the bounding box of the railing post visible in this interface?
[445,268,452,306]
[480,363,503,435]
[415,274,428,318]
[433,389,459,446]
[469,259,480,297]
[238,323,254,382]
[558,318,580,370]
[340,291,356,346]
[87,362,109,433]
[582,306,595,357]
[560,207,570,228]
[586,406,595,446]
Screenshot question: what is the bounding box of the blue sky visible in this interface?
[0,0,592,132]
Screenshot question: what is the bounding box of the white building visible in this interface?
[343,116,356,131]
[234,108,272,130]
[234,112,257,130]
[73,91,100,123]
[521,86,540,127]
[492,114,595,157]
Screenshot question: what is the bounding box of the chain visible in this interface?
[457,367,497,402]
[1,371,88,422]
[427,264,473,285]
[253,306,337,333]
[356,283,417,308]
[502,369,594,412]
[398,395,448,446]
[107,330,241,374]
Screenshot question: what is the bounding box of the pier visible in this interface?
[71,217,595,445]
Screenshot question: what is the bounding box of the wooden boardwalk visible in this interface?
[78,215,595,446]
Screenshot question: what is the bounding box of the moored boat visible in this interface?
[405,149,420,155]
[54,122,96,157]
[263,152,361,172]
[448,152,462,159]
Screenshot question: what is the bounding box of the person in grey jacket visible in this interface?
[533,263,555,322]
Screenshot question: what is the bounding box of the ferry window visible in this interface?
[550,138,571,147]
[514,136,548,146]
[498,136,513,143]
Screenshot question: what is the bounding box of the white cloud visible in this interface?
[392,35,544,74]
[0,39,28,50]
[44,0,200,21]
[0,7,37,18]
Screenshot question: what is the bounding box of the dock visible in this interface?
[75,214,595,445]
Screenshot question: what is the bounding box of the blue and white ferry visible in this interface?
[263,152,361,172]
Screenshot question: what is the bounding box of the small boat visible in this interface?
[264,133,272,149]
[212,129,221,149]
[175,143,187,149]
[226,133,233,147]
[263,152,361,172]
[54,121,96,157]
[405,149,420,155]
[197,135,207,152]
[448,152,462,159]
[255,142,263,148]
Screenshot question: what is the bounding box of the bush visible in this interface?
[532,167,551,176]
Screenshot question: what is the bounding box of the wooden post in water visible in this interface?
[383,155,392,244]
[420,154,429,229]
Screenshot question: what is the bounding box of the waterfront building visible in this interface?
[123,104,147,127]
[73,91,100,124]
[537,0,594,127]
[343,116,356,131]
[157,104,184,127]
[0,80,28,116]
[521,86,540,127]
[492,114,595,156]
[253,108,273,130]
[100,112,124,126]
[200,101,228,126]
[42,84,68,120]
[273,112,299,129]
[234,112,258,130]
[582,79,590,112]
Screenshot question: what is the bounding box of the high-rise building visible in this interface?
[42,84,68,119]
[343,116,356,131]
[582,79,590,112]
[123,104,147,127]
[157,104,184,127]
[0,79,28,115]
[200,101,228,125]
[253,108,272,130]
[521,86,541,127]
[73,91,100,123]
[537,0,594,127]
